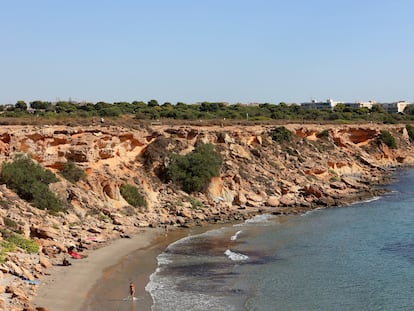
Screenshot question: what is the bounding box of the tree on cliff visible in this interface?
[378,130,397,149]
[166,143,222,193]
[269,126,292,143]
[0,155,65,214]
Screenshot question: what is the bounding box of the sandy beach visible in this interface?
[32,228,164,311]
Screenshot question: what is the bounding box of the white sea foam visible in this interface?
[230,230,242,241]
[244,213,274,224]
[156,252,172,265]
[166,228,225,251]
[301,207,323,216]
[225,249,249,261]
[146,270,236,311]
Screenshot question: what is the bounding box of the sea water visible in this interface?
[146,169,414,311]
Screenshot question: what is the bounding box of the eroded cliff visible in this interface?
[0,123,413,310]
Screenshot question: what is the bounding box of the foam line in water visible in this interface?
[244,214,274,224]
[166,228,226,251]
[230,230,242,241]
[225,249,249,261]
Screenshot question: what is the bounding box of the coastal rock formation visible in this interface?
[0,122,413,310]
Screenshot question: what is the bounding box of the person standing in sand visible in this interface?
[129,282,135,298]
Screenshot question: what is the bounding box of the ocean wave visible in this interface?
[301,207,323,216]
[349,195,382,205]
[157,252,173,266]
[230,230,242,241]
[225,249,249,261]
[146,269,238,311]
[243,213,274,224]
[166,228,226,251]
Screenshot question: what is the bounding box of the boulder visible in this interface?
[87,227,101,234]
[246,192,263,202]
[279,194,296,207]
[37,240,66,252]
[246,200,260,207]
[234,192,247,205]
[30,226,59,240]
[21,268,35,281]
[0,298,6,310]
[175,216,186,225]
[39,256,52,269]
[229,144,251,160]
[178,208,192,219]
[6,285,25,299]
[6,261,23,277]
[266,196,280,207]
[330,181,347,190]
[194,213,205,221]
[303,184,323,198]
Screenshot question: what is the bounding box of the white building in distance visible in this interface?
[301,99,410,113]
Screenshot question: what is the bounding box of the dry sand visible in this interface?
[32,228,163,311]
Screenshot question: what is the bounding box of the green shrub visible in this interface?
[1,240,16,253]
[120,184,147,208]
[3,217,18,230]
[317,129,330,139]
[378,130,397,149]
[167,143,222,193]
[189,197,203,209]
[406,124,414,142]
[0,239,16,263]
[0,155,65,214]
[60,161,86,183]
[269,126,292,143]
[6,234,39,253]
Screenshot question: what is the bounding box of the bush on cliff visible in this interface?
[0,155,65,214]
[269,126,292,143]
[0,232,39,262]
[166,143,222,193]
[120,184,147,208]
[6,233,39,253]
[378,130,397,149]
[60,161,86,183]
[406,124,414,142]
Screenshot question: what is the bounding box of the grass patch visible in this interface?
[189,197,203,209]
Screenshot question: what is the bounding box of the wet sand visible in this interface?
[80,224,232,311]
[32,228,163,311]
[80,227,192,311]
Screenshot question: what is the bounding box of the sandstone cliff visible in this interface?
[0,123,413,310]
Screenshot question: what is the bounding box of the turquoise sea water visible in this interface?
[147,169,414,311]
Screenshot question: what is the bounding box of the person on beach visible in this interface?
[62,257,71,266]
[129,282,136,298]
[77,238,87,252]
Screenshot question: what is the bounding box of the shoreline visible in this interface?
[29,179,396,311]
[32,228,164,311]
[80,223,238,311]
[30,187,392,311]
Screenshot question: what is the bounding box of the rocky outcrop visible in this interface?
[0,122,413,310]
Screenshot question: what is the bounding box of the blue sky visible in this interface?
[1,0,413,105]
